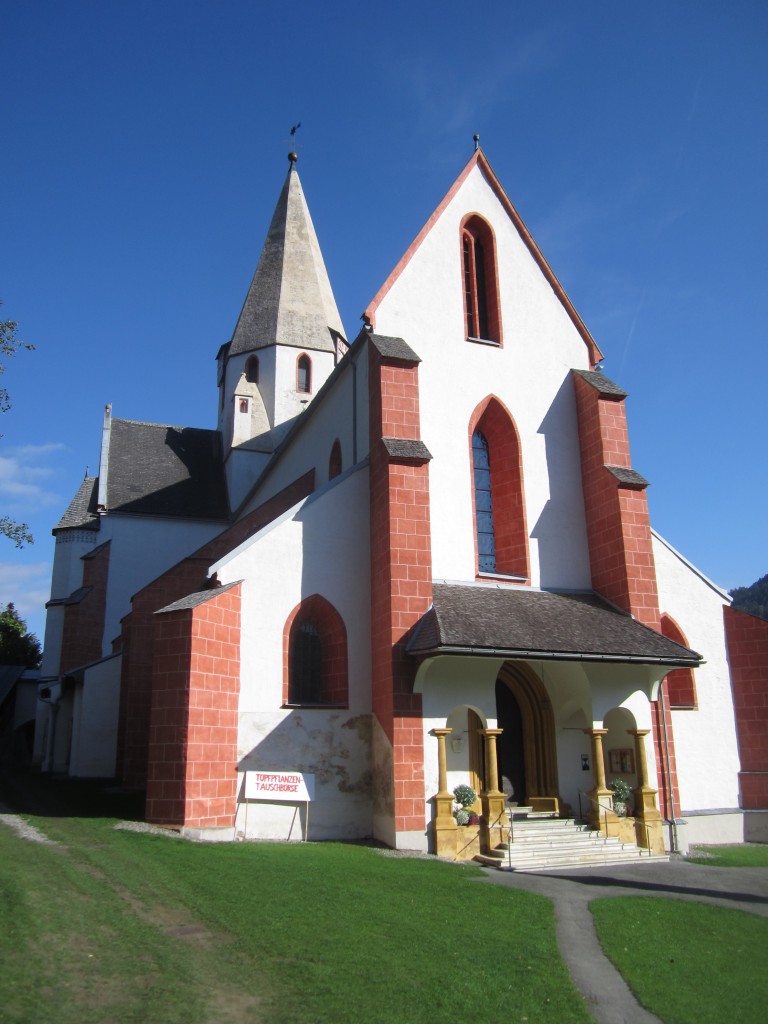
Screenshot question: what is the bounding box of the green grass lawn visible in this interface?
[591,896,768,1024]
[686,844,768,868]
[0,807,591,1024]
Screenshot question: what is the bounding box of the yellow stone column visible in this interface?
[583,728,618,836]
[430,728,458,857]
[628,728,665,854]
[479,729,509,850]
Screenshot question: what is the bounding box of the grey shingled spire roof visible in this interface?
[229,158,346,356]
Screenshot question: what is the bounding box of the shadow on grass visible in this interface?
[0,763,145,820]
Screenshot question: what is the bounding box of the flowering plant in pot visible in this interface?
[609,778,632,815]
[453,784,479,825]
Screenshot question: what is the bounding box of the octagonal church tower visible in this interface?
[217,153,347,508]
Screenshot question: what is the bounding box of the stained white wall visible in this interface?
[213,465,373,840]
[652,532,740,813]
[373,164,593,590]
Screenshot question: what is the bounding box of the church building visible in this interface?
[37,146,768,860]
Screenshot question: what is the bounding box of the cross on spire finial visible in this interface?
[288,122,302,163]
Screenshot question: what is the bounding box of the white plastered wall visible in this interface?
[68,654,122,777]
[373,164,593,590]
[652,531,740,814]
[213,465,373,840]
[101,515,222,654]
[237,349,367,520]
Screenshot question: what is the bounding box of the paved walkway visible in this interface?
[477,859,768,1024]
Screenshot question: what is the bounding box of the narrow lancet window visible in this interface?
[472,429,496,573]
[297,354,312,393]
[461,216,501,344]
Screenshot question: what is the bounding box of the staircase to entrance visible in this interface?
[477,810,670,872]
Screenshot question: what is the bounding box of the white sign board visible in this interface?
[244,771,315,802]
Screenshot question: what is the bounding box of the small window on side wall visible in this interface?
[284,595,348,707]
[329,439,342,480]
[297,354,312,393]
[461,215,501,345]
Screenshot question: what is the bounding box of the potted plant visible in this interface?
[609,778,632,816]
[453,784,479,825]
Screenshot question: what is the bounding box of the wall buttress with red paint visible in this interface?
[572,371,681,815]
[117,472,314,790]
[145,583,241,828]
[724,606,768,810]
[368,337,433,839]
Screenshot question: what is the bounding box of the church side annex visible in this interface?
[35,146,768,857]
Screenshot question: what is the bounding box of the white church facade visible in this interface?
[36,148,767,858]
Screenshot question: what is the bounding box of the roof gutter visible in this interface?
[408,645,702,668]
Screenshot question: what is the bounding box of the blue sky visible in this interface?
[2,1,766,642]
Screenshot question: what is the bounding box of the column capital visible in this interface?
[479,728,503,738]
[431,728,452,737]
[627,729,650,738]
[583,728,608,737]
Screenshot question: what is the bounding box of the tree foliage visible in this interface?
[730,573,768,622]
[0,602,42,668]
[1,306,35,547]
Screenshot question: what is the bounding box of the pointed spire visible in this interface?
[229,157,346,356]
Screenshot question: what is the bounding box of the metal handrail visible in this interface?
[578,791,656,855]
[577,790,611,840]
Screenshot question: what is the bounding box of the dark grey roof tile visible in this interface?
[155,580,241,615]
[606,465,649,488]
[55,476,100,532]
[408,584,700,666]
[572,369,628,398]
[106,419,228,520]
[369,334,421,363]
[381,438,433,461]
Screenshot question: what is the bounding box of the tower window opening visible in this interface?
[297,354,312,393]
[245,356,259,384]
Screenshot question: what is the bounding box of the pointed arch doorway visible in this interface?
[495,663,559,808]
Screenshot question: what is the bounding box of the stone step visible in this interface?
[475,814,668,872]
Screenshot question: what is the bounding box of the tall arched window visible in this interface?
[291,621,323,704]
[297,354,312,394]
[461,215,502,345]
[245,355,259,384]
[283,594,348,707]
[469,396,528,580]
[660,614,698,709]
[472,431,496,572]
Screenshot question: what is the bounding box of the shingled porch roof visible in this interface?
[407,584,701,667]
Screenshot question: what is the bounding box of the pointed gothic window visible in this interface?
[461,215,501,345]
[660,615,698,709]
[297,354,312,393]
[284,595,348,707]
[469,397,529,580]
[472,431,496,573]
[245,356,259,384]
[290,621,323,704]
